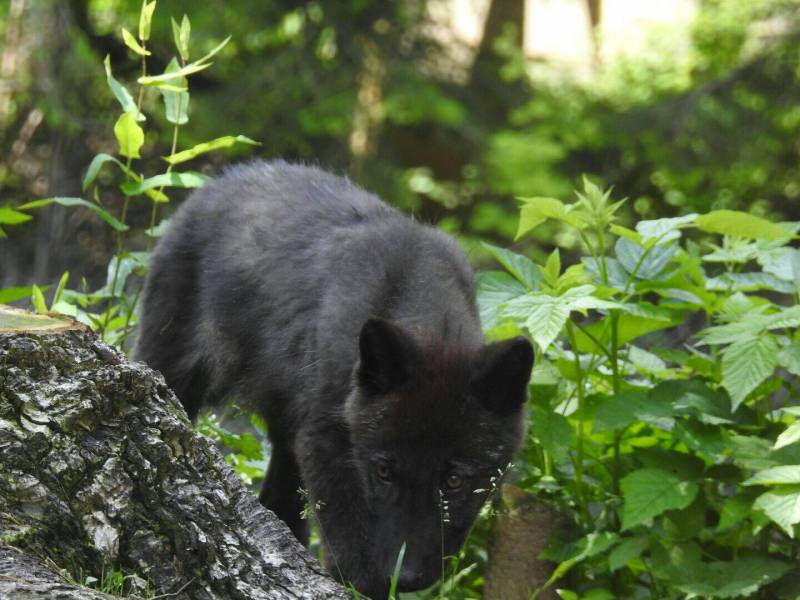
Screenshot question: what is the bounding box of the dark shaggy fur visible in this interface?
[134,160,533,599]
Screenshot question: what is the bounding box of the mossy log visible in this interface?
[0,305,348,599]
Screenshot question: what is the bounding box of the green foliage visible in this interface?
[0,2,257,347]
[472,182,800,598]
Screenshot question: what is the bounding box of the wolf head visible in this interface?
[344,318,534,594]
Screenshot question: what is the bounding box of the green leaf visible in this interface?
[98,253,148,297]
[103,56,144,121]
[477,271,527,331]
[542,248,561,286]
[114,111,145,159]
[145,218,171,239]
[163,135,260,165]
[593,390,647,433]
[522,299,570,351]
[18,197,128,232]
[532,406,573,461]
[516,196,587,239]
[636,214,698,244]
[620,468,699,530]
[706,272,796,294]
[653,379,733,425]
[120,171,210,197]
[778,341,800,377]
[745,466,800,486]
[774,420,800,451]
[695,210,792,240]
[122,27,150,56]
[31,285,47,313]
[481,242,541,290]
[537,533,619,593]
[753,485,800,537]
[172,15,191,62]
[138,60,212,86]
[139,0,156,41]
[159,57,189,125]
[0,286,36,304]
[608,536,649,572]
[83,153,123,191]
[717,494,753,531]
[0,207,33,225]
[615,238,676,280]
[757,246,800,282]
[194,34,232,65]
[51,272,69,309]
[674,556,791,598]
[721,335,780,411]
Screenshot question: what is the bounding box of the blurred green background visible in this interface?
[1,0,799,287]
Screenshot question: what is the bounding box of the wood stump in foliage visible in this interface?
[0,305,347,600]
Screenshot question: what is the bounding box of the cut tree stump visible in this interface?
[0,305,348,599]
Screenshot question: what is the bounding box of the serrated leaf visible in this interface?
[122,27,150,56]
[620,468,698,530]
[120,171,209,197]
[104,56,144,121]
[164,135,260,165]
[114,111,145,159]
[757,246,800,282]
[636,213,698,244]
[745,466,800,486]
[774,420,800,451]
[481,242,541,290]
[139,0,156,41]
[18,197,128,232]
[706,271,796,294]
[160,57,189,125]
[477,271,527,331]
[524,299,570,351]
[722,335,780,411]
[516,196,587,239]
[696,210,792,240]
[615,237,676,280]
[753,485,800,537]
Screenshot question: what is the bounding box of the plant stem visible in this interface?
[102,46,148,341]
[566,320,590,526]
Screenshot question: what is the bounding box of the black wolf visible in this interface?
[134,161,533,598]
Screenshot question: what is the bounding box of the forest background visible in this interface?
[2,1,800,599]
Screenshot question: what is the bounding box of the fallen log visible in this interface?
[0,305,348,599]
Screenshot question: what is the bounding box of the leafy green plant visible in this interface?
[2,0,257,348]
[474,179,800,598]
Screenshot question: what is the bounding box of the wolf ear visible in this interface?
[356,319,416,395]
[471,337,534,414]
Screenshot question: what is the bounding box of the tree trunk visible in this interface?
[0,306,348,599]
[484,484,564,600]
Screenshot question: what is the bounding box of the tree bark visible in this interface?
[484,484,564,600]
[0,306,348,599]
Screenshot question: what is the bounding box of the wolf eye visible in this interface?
[445,473,462,490]
[375,461,392,482]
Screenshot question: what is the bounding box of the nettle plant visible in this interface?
[0,1,256,347]
[478,180,800,599]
